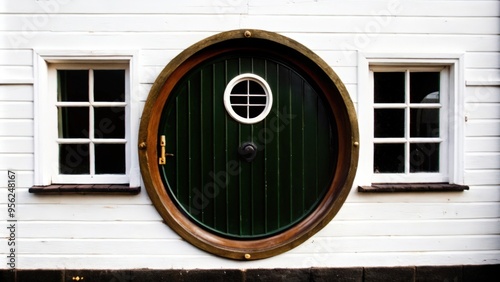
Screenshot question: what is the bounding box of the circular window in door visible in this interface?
[139,29,359,260]
[223,73,273,124]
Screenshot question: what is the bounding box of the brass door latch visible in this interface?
[159,135,174,165]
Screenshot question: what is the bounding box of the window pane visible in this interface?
[231,81,247,94]
[374,143,405,173]
[250,96,267,104]
[59,144,90,174]
[232,106,247,118]
[374,72,405,103]
[410,109,439,137]
[94,70,125,102]
[230,96,247,104]
[58,70,89,102]
[249,80,265,94]
[249,106,265,118]
[374,109,405,137]
[95,144,125,174]
[58,107,89,138]
[410,143,440,172]
[410,72,440,103]
[94,107,125,138]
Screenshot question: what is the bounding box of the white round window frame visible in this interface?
[223,73,273,124]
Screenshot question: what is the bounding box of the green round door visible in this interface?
[158,52,337,239]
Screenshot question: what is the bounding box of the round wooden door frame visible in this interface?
[138,29,359,260]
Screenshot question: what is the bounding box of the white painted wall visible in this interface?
[0,0,499,269]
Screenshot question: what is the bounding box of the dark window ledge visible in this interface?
[29,184,140,194]
[358,183,469,193]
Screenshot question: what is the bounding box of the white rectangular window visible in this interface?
[357,54,467,191]
[54,66,128,183]
[371,66,449,183]
[32,51,140,192]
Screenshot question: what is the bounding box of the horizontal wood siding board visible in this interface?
[466,137,500,152]
[336,202,500,220]
[0,85,34,101]
[1,34,499,52]
[13,235,500,255]
[2,0,499,17]
[0,137,34,153]
[1,15,499,35]
[10,252,500,269]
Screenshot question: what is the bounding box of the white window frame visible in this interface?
[357,53,465,185]
[34,50,141,187]
[223,73,273,124]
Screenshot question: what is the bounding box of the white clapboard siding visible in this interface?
[14,235,499,256]
[466,86,500,103]
[346,186,500,203]
[466,137,500,152]
[0,50,32,66]
[17,222,178,239]
[0,137,33,153]
[16,204,163,221]
[0,0,498,270]
[2,0,499,18]
[0,101,34,119]
[465,170,500,186]
[467,53,500,69]
[1,33,499,53]
[0,154,33,171]
[0,120,33,137]
[0,84,34,101]
[466,121,500,137]
[15,218,500,240]
[320,219,500,237]
[335,202,499,221]
[466,153,500,170]
[13,251,500,270]
[2,15,499,35]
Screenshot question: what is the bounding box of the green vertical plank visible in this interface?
[175,84,190,213]
[303,83,319,207]
[316,96,335,196]
[200,66,215,227]
[212,60,228,234]
[277,64,292,228]
[250,57,267,236]
[188,73,203,220]
[290,73,304,220]
[238,56,254,236]
[264,59,280,232]
[225,57,241,236]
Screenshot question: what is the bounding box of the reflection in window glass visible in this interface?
[410,109,439,137]
[410,72,440,103]
[409,143,440,172]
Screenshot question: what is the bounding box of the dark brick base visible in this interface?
[1,265,499,282]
